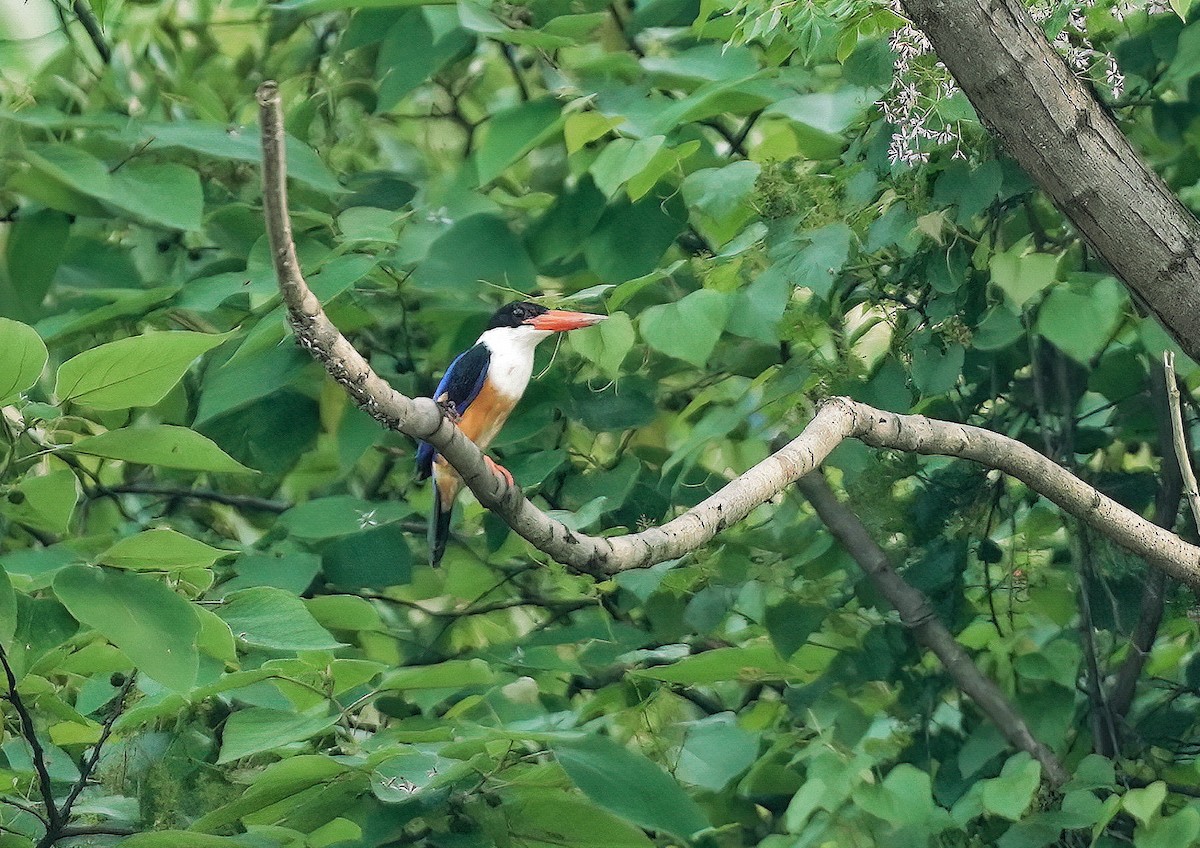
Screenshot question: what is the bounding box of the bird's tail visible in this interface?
[429,470,459,567]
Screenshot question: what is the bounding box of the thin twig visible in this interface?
[71,0,111,64]
[1164,351,1200,530]
[0,644,61,833]
[0,797,47,826]
[97,483,289,513]
[1110,366,1183,726]
[499,43,530,101]
[58,673,136,821]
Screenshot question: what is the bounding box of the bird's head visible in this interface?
[486,301,607,345]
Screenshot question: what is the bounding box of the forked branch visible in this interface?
[255,81,1200,590]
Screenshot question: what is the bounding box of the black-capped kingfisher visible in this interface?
[416,301,607,566]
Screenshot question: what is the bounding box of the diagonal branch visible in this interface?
[57,672,135,823]
[256,82,1200,588]
[796,471,1069,787]
[1110,366,1183,726]
[0,644,61,833]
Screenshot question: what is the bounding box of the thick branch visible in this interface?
[797,472,1069,787]
[256,83,1200,588]
[902,0,1200,362]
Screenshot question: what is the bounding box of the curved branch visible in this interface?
[256,83,1200,589]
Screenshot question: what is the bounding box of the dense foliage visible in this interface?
[1,0,1200,845]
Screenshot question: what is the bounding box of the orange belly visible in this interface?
[458,379,518,450]
[433,379,518,507]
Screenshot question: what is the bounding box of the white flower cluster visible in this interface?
[881,0,1136,165]
[1032,0,1126,99]
[881,0,963,166]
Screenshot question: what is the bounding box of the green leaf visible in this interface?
[675,714,759,791]
[1123,780,1167,826]
[55,331,229,410]
[25,146,203,231]
[974,303,1024,350]
[0,318,47,403]
[378,658,496,690]
[585,193,686,283]
[640,289,730,367]
[502,790,655,848]
[216,587,345,651]
[981,754,1042,821]
[216,707,339,764]
[632,644,798,684]
[569,312,635,379]
[1136,807,1200,848]
[553,734,709,840]
[990,245,1058,308]
[412,214,537,292]
[1035,275,1125,364]
[278,495,412,541]
[681,161,760,225]
[119,833,247,847]
[4,209,69,319]
[191,755,350,832]
[322,524,413,590]
[110,161,204,231]
[223,551,323,595]
[1,469,77,534]
[854,764,937,828]
[457,0,576,47]
[475,98,565,184]
[765,222,853,300]
[278,0,453,13]
[911,339,965,396]
[590,136,666,199]
[0,567,16,651]
[53,566,199,692]
[142,121,344,195]
[764,599,826,658]
[98,529,234,571]
[376,9,472,112]
[565,113,623,154]
[69,425,254,473]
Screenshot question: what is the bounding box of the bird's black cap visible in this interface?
[487,301,548,329]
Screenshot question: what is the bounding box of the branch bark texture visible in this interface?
[797,472,1070,787]
[256,83,1200,589]
[902,0,1200,362]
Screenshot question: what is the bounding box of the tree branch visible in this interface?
[901,0,1200,362]
[71,0,111,64]
[57,673,135,823]
[98,483,289,513]
[256,82,1200,589]
[797,471,1068,786]
[1110,366,1185,724]
[0,644,61,835]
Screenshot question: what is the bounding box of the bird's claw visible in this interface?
[485,456,515,488]
[436,393,462,424]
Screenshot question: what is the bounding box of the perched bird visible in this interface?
[416,301,607,566]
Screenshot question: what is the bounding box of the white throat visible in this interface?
[477,325,553,399]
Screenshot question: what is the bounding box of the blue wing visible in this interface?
[416,343,491,480]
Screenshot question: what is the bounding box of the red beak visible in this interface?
[527,310,608,332]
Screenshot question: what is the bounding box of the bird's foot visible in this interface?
[436,393,462,424]
[485,455,515,488]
